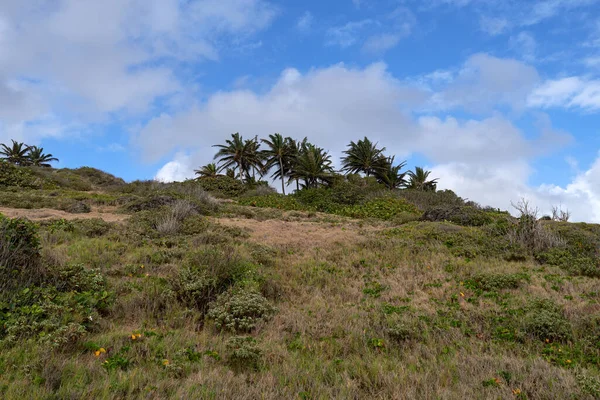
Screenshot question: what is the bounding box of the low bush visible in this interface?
[226,336,262,372]
[0,162,42,188]
[207,288,275,333]
[197,176,247,197]
[521,299,572,342]
[464,273,529,292]
[421,206,494,226]
[0,215,42,292]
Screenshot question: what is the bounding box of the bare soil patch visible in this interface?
[0,206,128,222]
[215,217,369,248]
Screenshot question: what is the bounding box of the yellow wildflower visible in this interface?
[566,359,571,364]
[131,334,137,340]
[140,265,144,269]
[512,388,522,395]
[162,359,170,366]
[460,292,465,297]
[94,348,106,357]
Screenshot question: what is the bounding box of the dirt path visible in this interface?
[215,217,370,248]
[0,207,128,222]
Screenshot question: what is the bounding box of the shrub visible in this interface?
[172,248,249,313]
[197,176,247,197]
[0,162,41,188]
[509,199,565,253]
[395,189,466,211]
[387,322,413,343]
[338,197,419,220]
[0,215,42,292]
[65,201,91,214]
[207,288,275,333]
[71,218,112,238]
[421,206,494,226]
[226,336,262,372]
[464,273,529,292]
[521,299,572,342]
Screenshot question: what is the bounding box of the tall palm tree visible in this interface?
[0,140,31,166]
[261,133,293,194]
[194,162,219,178]
[375,156,407,190]
[285,137,303,192]
[26,146,58,167]
[407,167,438,191]
[290,142,334,189]
[241,136,264,181]
[213,133,246,181]
[341,137,387,177]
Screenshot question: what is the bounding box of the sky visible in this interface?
[1,0,600,221]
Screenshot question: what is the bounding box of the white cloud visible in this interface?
[0,0,277,142]
[325,20,373,48]
[363,34,403,54]
[296,11,313,32]
[154,153,195,182]
[430,53,539,112]
[511,31,537,62]
[479,16,509,35]
[528,77,600,111]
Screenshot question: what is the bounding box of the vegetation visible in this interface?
[0,137,598,399]
[0,140,59,167]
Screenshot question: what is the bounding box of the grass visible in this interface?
[0,172,599,399]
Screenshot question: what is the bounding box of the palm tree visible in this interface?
[194,162,219,178]
[0,140,31,166]
[407,167,438,191]
[213,133,246,181]
[290,142,334,189]
[26,146,58,167]
[284,137,303,192]
[241,136,264,181]
[376,156,407,190]
[261,133,294,194]
[341,137,387,177]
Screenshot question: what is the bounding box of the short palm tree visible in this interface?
[375,156,407,190]
[261,133,294,194]
[341,137,387,177]
[0,140,31,166]
[213,133,247,181]
[26,146,58,167]
[194,162,219,178]
[407,167,438,191]
[241,136,264,181]
[290,142,334,189]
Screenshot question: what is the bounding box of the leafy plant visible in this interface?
[207,288,275,333]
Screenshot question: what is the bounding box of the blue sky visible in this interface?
[1,0,600,220]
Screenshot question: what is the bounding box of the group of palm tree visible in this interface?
[0,140,59,167]
[196,133,438,194]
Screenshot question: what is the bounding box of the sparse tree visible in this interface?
[551,205,571,222]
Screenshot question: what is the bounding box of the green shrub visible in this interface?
[387,322,413,343]
[338,197,419,220]
[536,249,599,278]
[197,176,247,197]
[172,248,250,313]
[226,336,262,371]
[521,299,572,342]
[0,162,41,188]
[238,194,302,211]
[421,206,494,226]
[395,189,467,211]
[71,218,113,238]
[464,273,529,292]
[207,288,275,333]
[0,215,42,292]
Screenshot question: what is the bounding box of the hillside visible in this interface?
[1,164,599,399]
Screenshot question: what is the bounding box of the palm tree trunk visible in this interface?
[279,158,286,195]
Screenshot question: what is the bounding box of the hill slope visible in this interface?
[0,167,599,399]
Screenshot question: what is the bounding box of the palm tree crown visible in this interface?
[27,146,59,167]
[213,133,247,181]
[0,140,31,166]
[261,133,294,194]
[194,163,219,178]
[341,137,387,177]
[407,167,438,191]
[375,156,407,190]
[290,142,334,189]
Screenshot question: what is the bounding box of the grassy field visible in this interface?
[1,166,599,399]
